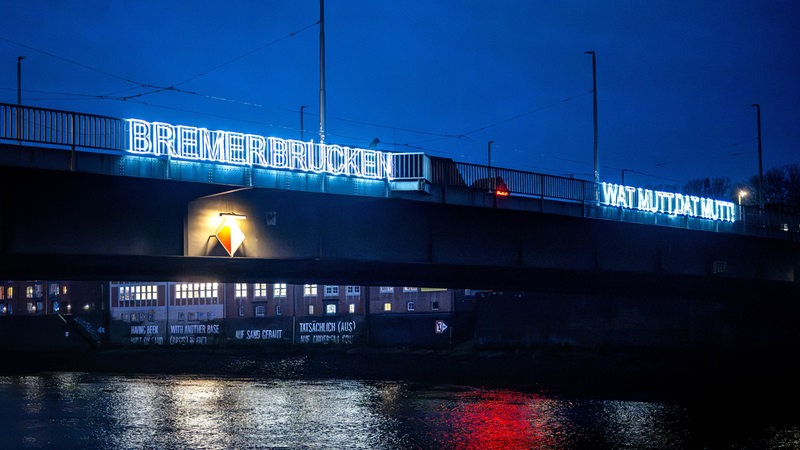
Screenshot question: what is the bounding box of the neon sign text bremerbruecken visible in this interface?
[600,182,736,222]
[127,119,393,180]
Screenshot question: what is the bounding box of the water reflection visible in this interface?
[0,373,796,449]
[597,400,689,447]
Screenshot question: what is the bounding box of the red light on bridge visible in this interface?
[495,187,510,197]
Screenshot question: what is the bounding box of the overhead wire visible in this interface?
[4,27,606,171]
[116,19,321,101]
[459,90,593,137]
[0,34,151,87]
[1,19,320,105]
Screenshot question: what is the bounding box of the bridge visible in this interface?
[1,103,798,297]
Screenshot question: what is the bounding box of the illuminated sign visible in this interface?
[127,118,393,180]
[216,214,246,256]
[600,182,736,222]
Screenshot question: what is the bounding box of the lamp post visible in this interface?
[17,56,25,143]
[585,51,599,185]
[738,189,748,226]
[750,104,764,210]
[300,105,307,141]
[17,56,25,106]
[487,140,495,193]
[318,0,326,144]
[621,169,632,185]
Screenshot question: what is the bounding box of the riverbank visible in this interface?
[5,344,799,406]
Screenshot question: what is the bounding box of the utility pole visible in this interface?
[585,51,599,185]
[751,104,764,210]
[319,0,326,143]
[487,140,494,168]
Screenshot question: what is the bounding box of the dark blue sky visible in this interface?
[2,1,798,188]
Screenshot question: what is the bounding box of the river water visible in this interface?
[1,371,799,449]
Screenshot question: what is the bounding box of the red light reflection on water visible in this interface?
[431,389,563,449]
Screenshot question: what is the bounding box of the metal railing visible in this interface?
[430,158,594,202]
[0,103,126,151]
[391,152,430,181]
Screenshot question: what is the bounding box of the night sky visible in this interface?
[2,1,798,189]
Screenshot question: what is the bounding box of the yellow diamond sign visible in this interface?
[216,217,245,256]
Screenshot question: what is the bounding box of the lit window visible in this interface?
[345,286,360,297]
[34,284,42,298]
[348,303,355,314]
[254,283,268,297]
[379,286,393,294]
[275,304,282,316]
[235,283,248,298]
[324,285,339,296]
[407,301,415,312]
[174,282,217,304]
[308,304,315,315]
[7,287,13,299]
[383,302,392,312]
[0,287,4,300]
[403,287,418,293]
[62,285,68,295]
[238,300,245,317]
[274,283,287,298]
[26,286,33,298]
[205,283,220,302]
[325,303,337,315]
[49,283,59,296]
[304,284,318,297]
[254,305,266,318]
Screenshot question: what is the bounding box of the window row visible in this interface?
[175,283,219,300]
[382,301,439,312]
[0,284,68,300]
[232,283,364,298]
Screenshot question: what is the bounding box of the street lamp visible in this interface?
[17,56,25,143]
[319,0,326,143]
[621,169,632,185]
[487,140,495,194]
[738,189,748,206]
[585,51,599,185]
[17,56,25,106]
[300,105,307,141]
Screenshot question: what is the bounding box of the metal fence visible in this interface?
[430,158,594,202]
[0,103,126,151]
[391,152,430,181]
